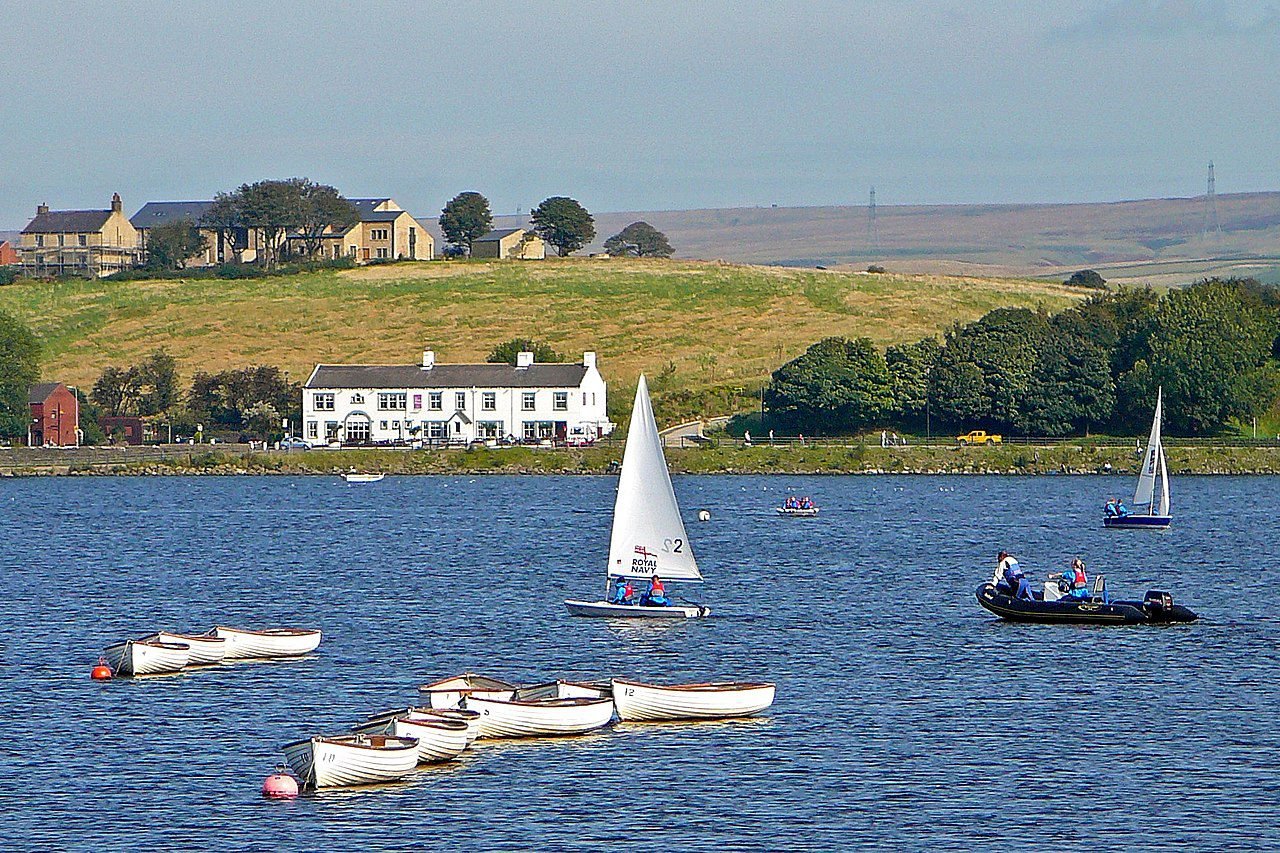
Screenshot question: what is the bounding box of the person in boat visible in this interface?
[1002,556,1035,601]
[1062,558,1089,599]
[993,550,1014,592]
[1115,498,1130,517]
[1105,499,1118,517]
[640,575,670,607]
[609,577,635,605]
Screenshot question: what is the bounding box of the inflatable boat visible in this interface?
[975,581,1197,625]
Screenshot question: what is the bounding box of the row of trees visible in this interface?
[438,192,672,258]
[0,310,39,440]
[767,278,1280,436]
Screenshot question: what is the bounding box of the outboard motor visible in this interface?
[1143,590,1174,618]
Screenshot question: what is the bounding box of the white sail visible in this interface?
[1134,387,1163,510]
[1158,444,1171,516]
[606,375,701,581]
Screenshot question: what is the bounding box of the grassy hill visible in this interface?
[0,258,1084,419]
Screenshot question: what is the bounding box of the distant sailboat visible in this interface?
[1105,387,1171,529]
[565,375,710,618]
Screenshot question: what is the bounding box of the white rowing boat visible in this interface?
[144,631,226,666]
[463,695,615,739]
[417,673,518,709]
[209,626,321,659]
[352,712,469,763]
[514,680,612,701]
[102,638,190,676]
[280,734,419,789]
[611,679,775,721]
[342,472,385,483]
[564,375,710,619]
[420,708,482,744]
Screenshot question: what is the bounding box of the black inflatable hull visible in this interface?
[975,584,1197,625]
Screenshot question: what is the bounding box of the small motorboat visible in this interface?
[352,711,469,763]
[975,578,1198,625]
[342,471,385,483]
[280,734,419,789]
[776,505,819,518]
[417,673,518,709]
[101,638,191,676]
[611,679,776,721]
[514,680,612,702]
[144,631,226,666]
[462,696,615,739]
[209,626,321,659]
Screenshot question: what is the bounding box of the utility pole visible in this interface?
[867,186,879,257]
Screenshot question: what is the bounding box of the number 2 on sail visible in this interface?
[664,538,683,553]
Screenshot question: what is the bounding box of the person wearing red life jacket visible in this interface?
[641,574,670,606]
[1064,558,1089,599]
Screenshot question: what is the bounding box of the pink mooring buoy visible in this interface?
[262,767,299,799]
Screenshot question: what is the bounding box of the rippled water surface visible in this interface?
[2,474,1277,851]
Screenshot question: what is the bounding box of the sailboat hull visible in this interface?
[564,599,710,618]
[1103,514,1171,529]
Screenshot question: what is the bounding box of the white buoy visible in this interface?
[697,509,711,522]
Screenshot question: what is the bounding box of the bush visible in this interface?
[1066,269,1107,289]
[867,264,886,274]
[103,256,359,282]
[0,267,16,286]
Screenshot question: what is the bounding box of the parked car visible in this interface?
[279,437,309,450]
[956,430,1002,446]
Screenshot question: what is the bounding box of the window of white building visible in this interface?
[455,391,466,411]
[553,391,568,411]
[313,393,335,411]
[478,421,503,439]
[428,392,442,411]
[307,421,318,438]
[522,391,536,411]
[482,392,496,411]
[350,393,364,404]
[378,392,407,410]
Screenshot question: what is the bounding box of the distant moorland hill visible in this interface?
[0,258,1086,418]
[478,191,1280,286]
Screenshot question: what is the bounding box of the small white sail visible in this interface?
[606,375,701,581]
[1134,387,1163,511]
[1158,445,1171,517]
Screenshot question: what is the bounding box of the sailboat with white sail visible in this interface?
[1104,387,1171,529]
[565,375,711,618]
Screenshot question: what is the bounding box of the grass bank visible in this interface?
[0,258,1083,420]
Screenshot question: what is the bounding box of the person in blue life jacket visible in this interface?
[640,575,670,607]
[1002,556,1035,601]
[609,577,635,605]
[1105,499,1118,517]
[1115,498,1130,517]
[1062,558,1089,599]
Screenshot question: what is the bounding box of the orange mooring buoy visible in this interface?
[91,657,113,680]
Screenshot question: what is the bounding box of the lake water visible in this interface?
[1,474,1277,851]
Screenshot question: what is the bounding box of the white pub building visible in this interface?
[301,349,613,447]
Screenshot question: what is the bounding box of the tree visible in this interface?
[136,350,179,416]
[765,337,895,433]
[295,181,359,258]
[244,401,280,439]
[186,366,300,431]
[1066,269,1107,289]
[0,310,40,440]
[439,192,493,255]
[72,386,106,445]
[199,194,245,262]
[885,336,940,425]
[927,309,1046,429]
[204,179,310,268]
[486,338,563,365]
[531,196,595,256]
[1117,279,1278,433]
[1017,331,1115,435]
[145,219,209,270]
[91,366,143,417]
[603,221,673,258]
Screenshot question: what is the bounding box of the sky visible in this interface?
[1,0,1277,226]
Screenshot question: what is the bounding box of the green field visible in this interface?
[0,257,1084,419]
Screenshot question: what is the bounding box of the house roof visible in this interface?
[362,211,404,223]
[475,228,525,242]
[348,198,393,215]
[28,382,64,403]
[130,201,214,229]
[306,363,588,390]
[23,210,113,234]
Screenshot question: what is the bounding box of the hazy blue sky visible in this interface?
[1,0,1276,225]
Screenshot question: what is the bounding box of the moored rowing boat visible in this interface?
[463,695,615,739]
[417,673,517,708]
[280,734,418,789]
[209,626,321,659]
[514,680,612,701]
[611,679,775,721]
[102,638,191,676]
[352,712,469,763]
[146,631,226,665]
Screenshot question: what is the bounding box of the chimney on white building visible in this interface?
[583,351,597,369]
[516,351,535,369]
[421,350,435,370]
